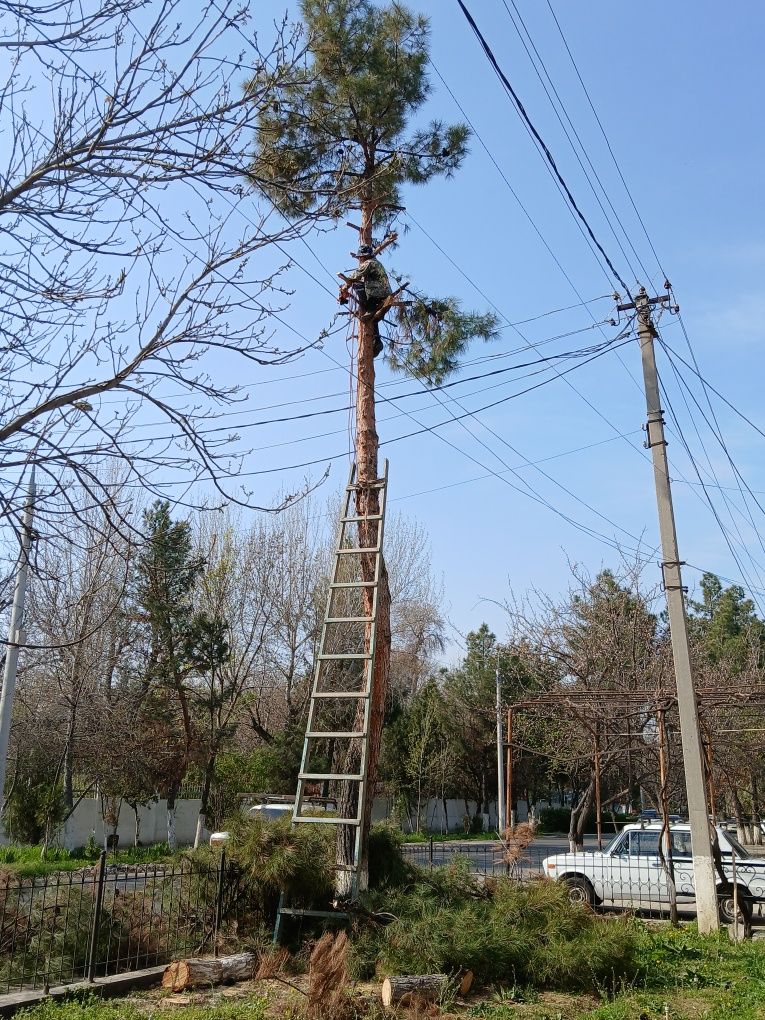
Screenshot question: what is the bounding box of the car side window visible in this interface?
[628,832,660,857]
[670,832,692,858]
[610,833,629,856]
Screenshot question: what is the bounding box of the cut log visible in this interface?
[162,952,256,991]
[381,974,448,1008]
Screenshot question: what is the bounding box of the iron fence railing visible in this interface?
[0,851,262,993]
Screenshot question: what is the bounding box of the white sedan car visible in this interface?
[542,822,765,924]
[209,801,294,846]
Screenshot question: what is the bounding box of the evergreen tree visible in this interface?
[689,572,765,670]
[132,500,205,849]
[248,0,497,885]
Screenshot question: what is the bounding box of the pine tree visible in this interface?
[249,0,497,885]
[132,500,205,849]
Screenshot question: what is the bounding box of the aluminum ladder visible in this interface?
[273,460,389,942]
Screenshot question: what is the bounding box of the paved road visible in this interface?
[402,834,600,874]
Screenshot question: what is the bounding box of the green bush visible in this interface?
[538,808,632,835]
[367,823,415,889]
[225,813,333,912]
[350,860,639,992]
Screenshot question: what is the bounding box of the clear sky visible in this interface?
[182,0,765,648]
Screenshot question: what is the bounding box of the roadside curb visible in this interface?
[0,966,166,1016]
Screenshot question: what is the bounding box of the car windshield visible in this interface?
[603,831,625,854]
[721,831,751,860]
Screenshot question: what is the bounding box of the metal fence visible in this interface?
[0,851,262,993]
[400,839,754,923]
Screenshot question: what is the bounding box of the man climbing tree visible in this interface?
[249,0,497,888]
[339,244,392,358]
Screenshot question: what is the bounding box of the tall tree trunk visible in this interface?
[336,199,392,893]
[194,758,215,850]
[751,772,763,846]
[63,704,76,812]
[167,784,179,852]
[569,777,595,852]
[101,794,121,849]
[129,801,141,847]
[732,788,748,845]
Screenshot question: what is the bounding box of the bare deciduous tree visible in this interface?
[0,0,329,550]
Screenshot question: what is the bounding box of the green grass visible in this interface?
[583,924,765,1020]
[17,994,269,1020]
[0,843,175,877]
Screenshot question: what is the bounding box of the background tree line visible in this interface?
[378,562,765,848]
[9,483,443,852]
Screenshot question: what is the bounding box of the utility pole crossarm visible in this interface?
[632,286,719,934]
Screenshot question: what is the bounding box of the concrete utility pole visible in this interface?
[505,707,514,829]
[0,468,36,812]
[619,286,719,933]
[495,662,506,833]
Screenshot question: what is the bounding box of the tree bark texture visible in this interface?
[569,777,595,852]
[335,202,392,893]
[162,953,256,991]
[381,975,448,1008]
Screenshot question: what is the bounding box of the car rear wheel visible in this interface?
[563,876,595,907]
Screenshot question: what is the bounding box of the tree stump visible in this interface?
[381,974,448,1008]
[162,952,256,991]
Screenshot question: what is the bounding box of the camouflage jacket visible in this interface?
[345,258,391,302]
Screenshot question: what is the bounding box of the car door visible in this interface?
[623,831,669,911]
[668,830,696,899]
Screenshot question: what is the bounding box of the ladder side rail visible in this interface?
[347,459,389,892]
[294,463,357,819]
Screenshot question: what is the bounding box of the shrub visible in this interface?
[225,814,334,912]
[367,824,414,890]
[538,808,631,835]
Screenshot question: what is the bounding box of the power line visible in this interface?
[498,0,651,284]
[543,0,667,280]
[657,372,765,616]
[456,0,633,299]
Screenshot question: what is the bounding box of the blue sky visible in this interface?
[179,0,765,647]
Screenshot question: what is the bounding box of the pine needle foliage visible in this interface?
[350,861,640,992]
[391,294,499,385]
[247,0,499,377]
[225,814,334,909]
[249,0,467,224]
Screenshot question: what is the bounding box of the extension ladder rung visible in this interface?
[325,616,374,624]
[336,546,379,555]
[330,580,377,589]
[340,514,383,523]
[312,691,369,699]
[294,815,360,826]
[318,652,372,660]
[278,907,349,919]
[299,772,363,782]
[346,479,386,490]
[306,730,366,739]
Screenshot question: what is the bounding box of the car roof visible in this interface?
[622,822,693,832]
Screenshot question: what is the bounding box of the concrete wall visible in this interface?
[59,798,204,850]
[49,793,536,850]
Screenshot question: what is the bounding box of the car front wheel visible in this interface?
[562,875,595,907]
[717,888,753,930]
